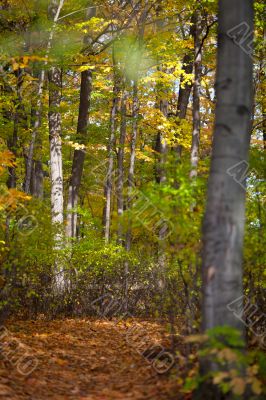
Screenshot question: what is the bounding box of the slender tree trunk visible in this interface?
[177,52,194,119]
[263,110,266,150]
[48,65,65,291]
[66,70,92,238]
[103,58,120,243]
[49,66,64,228]
[190,11,202,178]
[24,0,65,194]
[7,69,23,189]
[123,5,148,308]
[159,100,168,184]
[201,0,254,377]
[157,99,168,299]
[28,99,45,199]
[174,15,196,158]
[176,15,196,119]
[45,0,65,293]
[153,9,170,300]
[34,160,44,198]
[155,99,168,184]
[125,81,138,251]
[116,83,128,244]
[123,80,139,309]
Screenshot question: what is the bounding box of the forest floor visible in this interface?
[0,318,187,400]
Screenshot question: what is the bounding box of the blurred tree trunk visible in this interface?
[190,11,202,178]
[117,82,128,244]
[103,53,119,243]
[123,80,138,310]
[177,15,196,120]
[174,14,196,158]
[124,2,147,250]
[24,0,64,194]
[123,5,148,309]
[200,0,254,384]
[27,94,44,199]
[125,80,138,251]
[24,70,45,194]
[7,69,25,189]
[155,100,168,184]
[32,160,44,198]
[263,111,266,150]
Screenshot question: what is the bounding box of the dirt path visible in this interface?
[0,319,183,400]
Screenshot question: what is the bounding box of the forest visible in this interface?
[0,0,265,399]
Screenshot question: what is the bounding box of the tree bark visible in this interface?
[24,69,45,194]
[28,98,44,199]
[24,0,65,194]
[49,65,65,291]
[46,1,65,293]
[66,70,92,238]
[49,66,64,229]
[190,11,202,178]
[125,80,138,250]
[123,5,148,308]
[33,160,44,198]
[177,14,196,120]
[174,14,196,158]
[155,99,168,184]
[103,56,120,243]
[7,69,24,189]
[117,83,128,244]
[201,0,254,371]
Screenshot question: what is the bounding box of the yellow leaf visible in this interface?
[213,372,229,384]
[12,62,20,71]
[219,348,238,362]
[0,276,6,288]
[184,334,208,343]
[54,358,68,366]
[247,365,259,376]
[251,378,262,395]
[77,65,95,72]
[231,377,246,395]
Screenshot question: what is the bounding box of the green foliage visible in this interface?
[184,327,266,399]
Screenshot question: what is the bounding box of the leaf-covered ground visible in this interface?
[0,319,185,399]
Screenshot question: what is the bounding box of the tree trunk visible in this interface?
[7,69,25,189]
[155,99,168,184]
[24,70,45,194]
[49,66,64,228]
[103,57,120,243]
[157,99,168,298]
[48,66,65,291]
[66,70,92,238]
[28,102,44,199]
[201,0,254,376]
[125,80,138,249]
[116,83,128,244]
[174,15,196,158]
[190,11,202,178]
[122,80,139,309]
[176,14,196,120]
[24,0,65,194]
[33,160,44,199]
[123,5,147,308]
